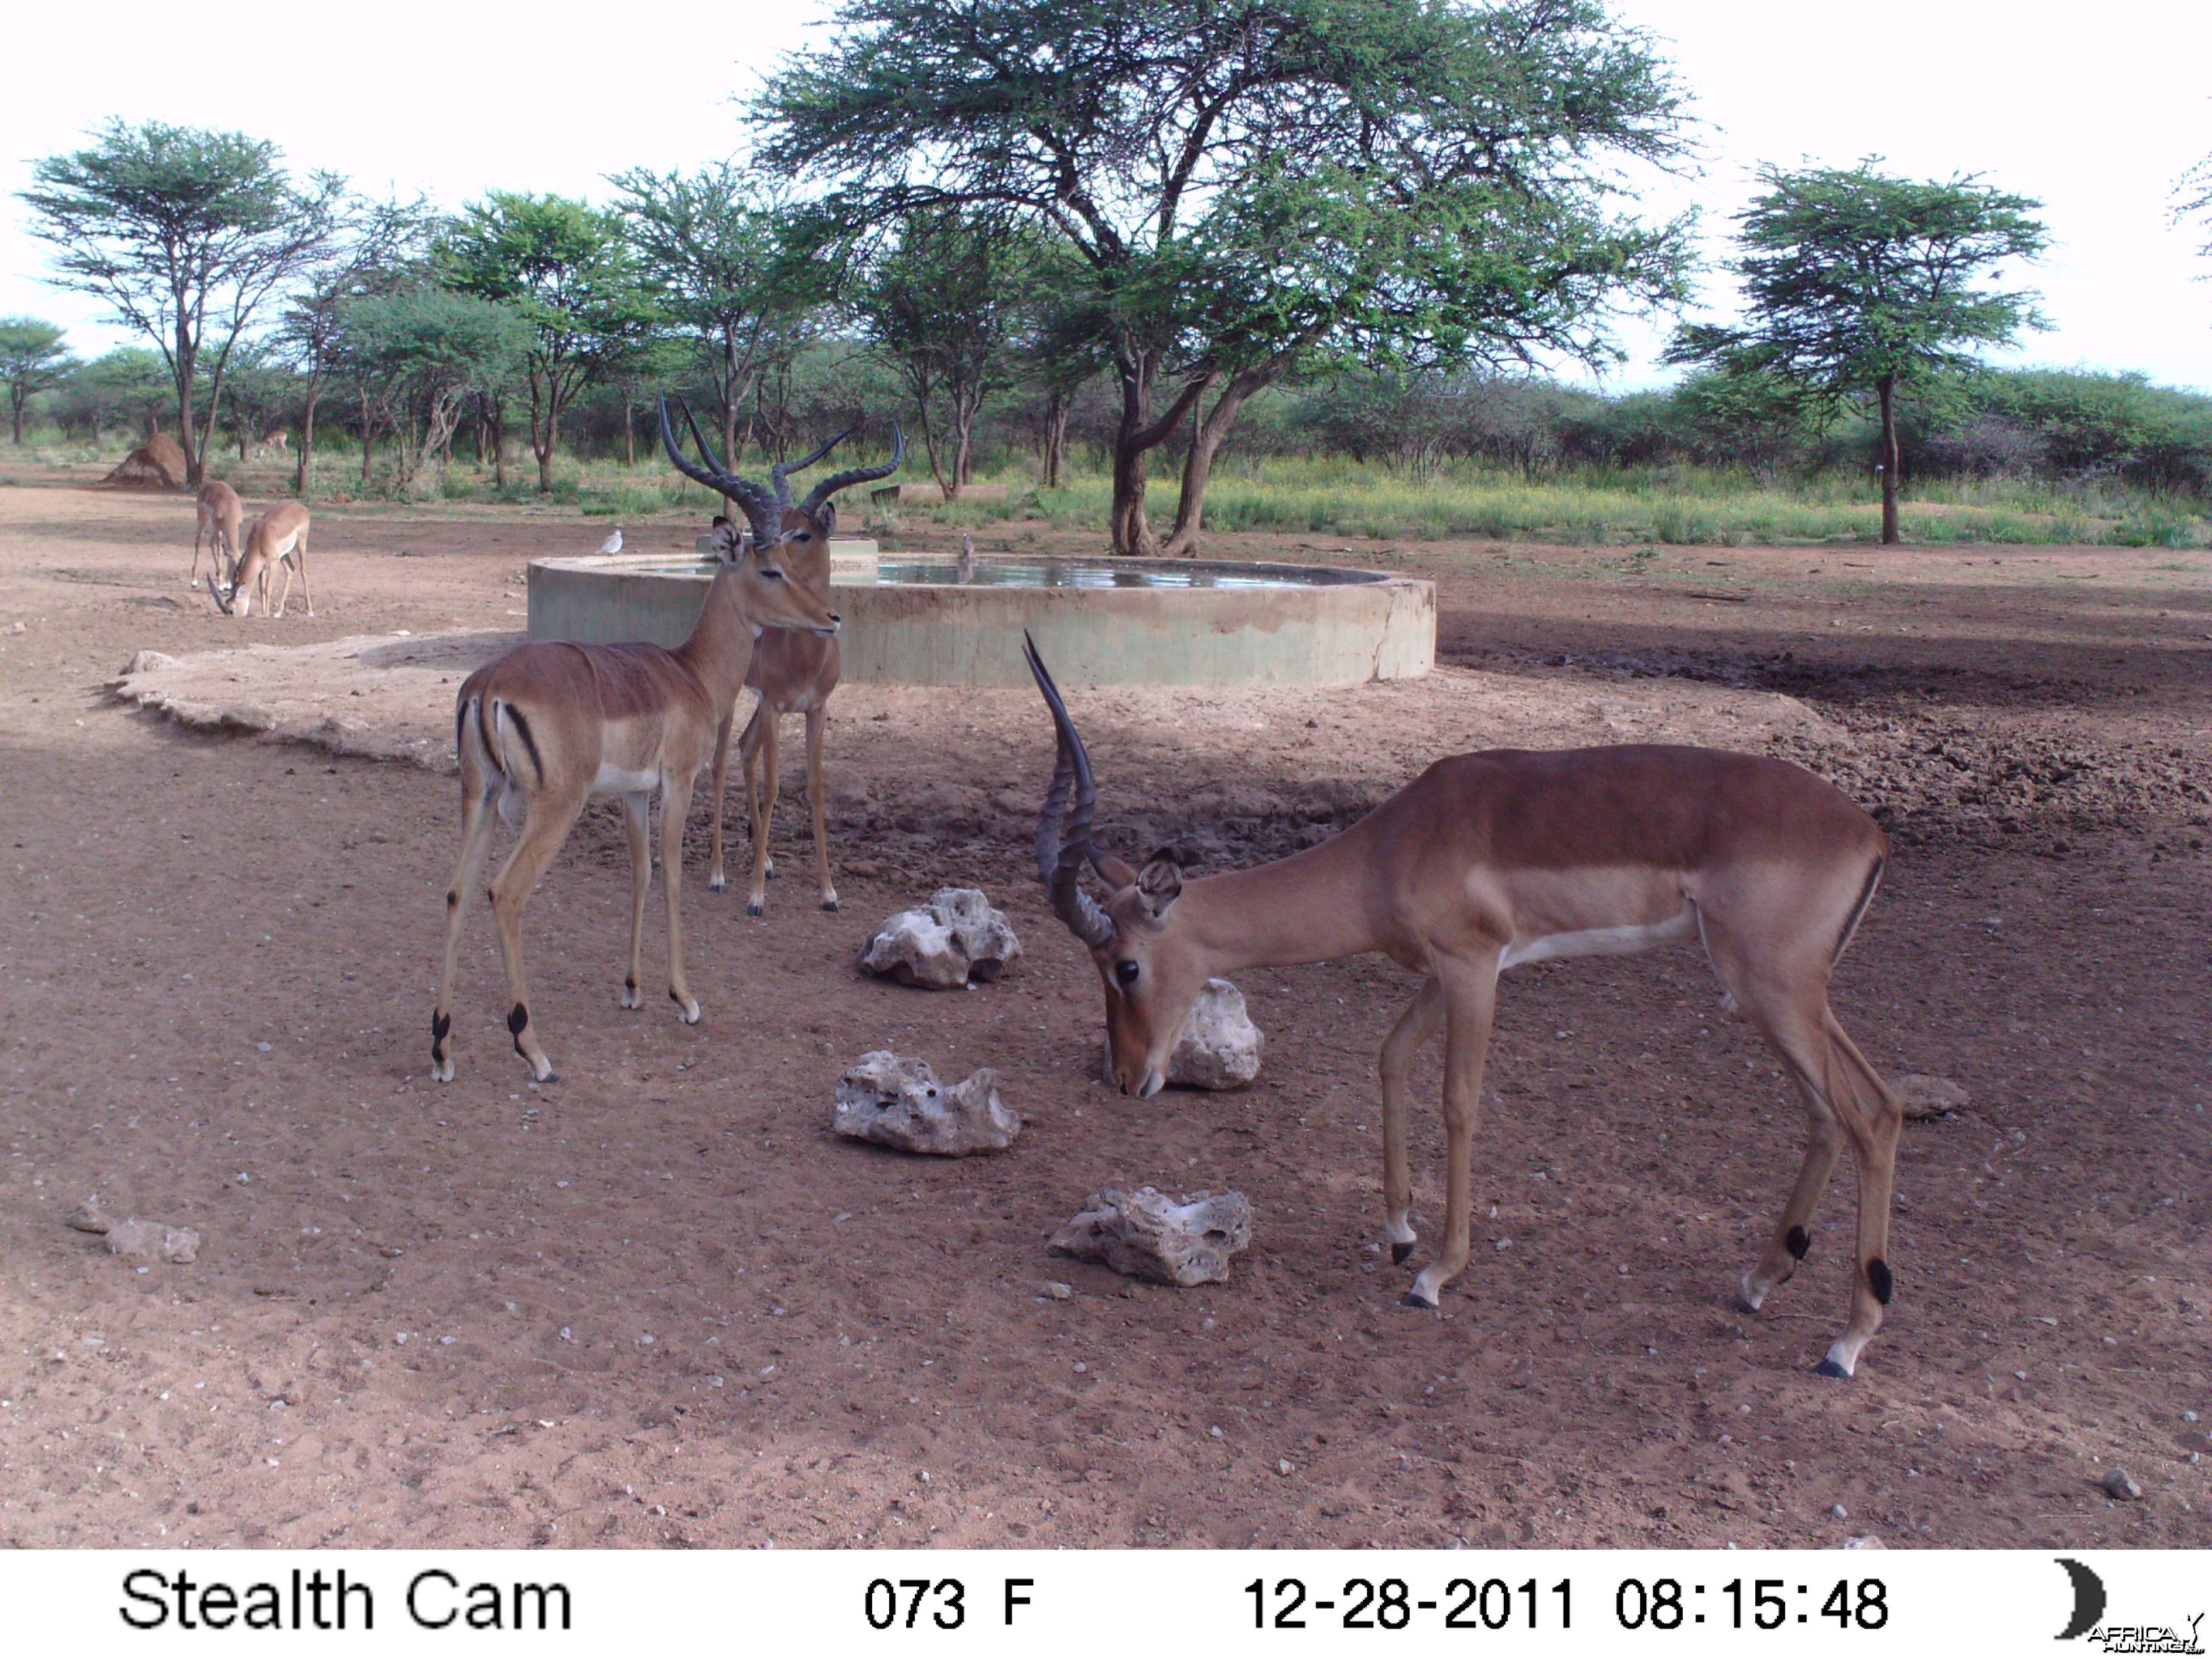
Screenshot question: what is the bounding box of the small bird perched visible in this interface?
[957,533,975,584]
[594,526,624,556]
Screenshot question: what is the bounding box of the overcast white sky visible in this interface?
[4,0,2209,391]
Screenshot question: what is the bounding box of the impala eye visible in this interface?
[1114,960,1140,987]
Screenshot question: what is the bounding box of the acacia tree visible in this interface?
[0,318,77,444]
[761,0,1692,553]
[18,121,344,485]
[608,163,827,483]
[276,197,435,494]
[1667,161,2047,544]
[56,348,167,446]
[852,210,1033,497]
[442,193,651,491]
[342,291,528,496]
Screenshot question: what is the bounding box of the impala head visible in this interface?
[699,516,842,638]
[1025,634,1211,1097]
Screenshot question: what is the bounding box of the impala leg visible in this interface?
[1732,1044,1847,1316]
[1404,957,1498,1309]
[746,712,779,916]
[486,784,588,1083]
[431,756,499,1082]
[1816,1010,1904,1378]
[1730,978,1903,1377]
[619,790,651,1008]
[706,708,737,893]
[191,518,206,585]
[660,769,703,1023]
[271,557,295,620]
[291,537,312,617]
[805,706,837,912]
[1378,976,1445,1264]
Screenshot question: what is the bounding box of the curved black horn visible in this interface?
[770,426,855,513]
[657,395,775,539]
[1023,632,1115,949]
[800,423,905,516]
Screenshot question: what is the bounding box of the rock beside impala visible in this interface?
[1050,1186,1254,1286]
[1103,977,1262,1089]
[859,888,1021,989]
[834,1052,1022,1155]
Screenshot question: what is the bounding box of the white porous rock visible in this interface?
[1103,977,1264,1089]
[104,1218,201,1264]
[1893,1073,1970,1120]
[834,1051,1022,1155]
[1050,1185,1254,1287]
[859,888,1022,989]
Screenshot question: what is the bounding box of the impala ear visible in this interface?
[1093,851,1138,889]
[817,501,838,536]
[1134,853,1182,920]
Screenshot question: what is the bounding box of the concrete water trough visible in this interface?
[525,544,1434,687]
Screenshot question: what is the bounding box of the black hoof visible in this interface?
[1399,1292,1437,1310]
[1731,1293,1761,1316]
[1390,1241,1414,1265]
[1811,1357,1850,1379]
[821,899,839,912]
[745,901,764,917]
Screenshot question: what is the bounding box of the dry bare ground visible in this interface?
[1,482,2207,1550]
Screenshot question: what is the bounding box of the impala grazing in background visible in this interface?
[191,480,244,588]
[657,405,903,914]
[1024,638,1906,1378]
[431,398,853,1084]
[209,503,313,618]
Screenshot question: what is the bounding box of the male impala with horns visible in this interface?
[1023,637,1908,1379]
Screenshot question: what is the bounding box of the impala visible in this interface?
[652,404,903,912]
[429,398,845,1084]
[1023,638,1906,1378]
[708,424,903,913]
[210,503,312,618]
[191,480,244,588]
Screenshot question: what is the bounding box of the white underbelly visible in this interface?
[590,762,659,796]
[1498,901,1698,970]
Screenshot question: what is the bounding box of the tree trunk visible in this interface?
[1041,388,1068,489]
[359,386,374,489]
[173,316,203,487]
[1160,361,1286,556]
[295,379,322,497]
[622,398,635,468]
[1877,374,1900,546]
[9,394,22,445]
[535,409,556,493]
[1108,347,1214,555]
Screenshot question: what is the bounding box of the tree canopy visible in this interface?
[442,192,653,490]
[0,317,77,445]
[760,0,1694,551]
[1667,160,2047,542]
[18,120,344,484]
[609,163,829,474]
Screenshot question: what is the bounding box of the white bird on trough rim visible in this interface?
[594,526,624,556]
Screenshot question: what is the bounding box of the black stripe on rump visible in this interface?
[1831,855,1885,965]
[504,705,546,785]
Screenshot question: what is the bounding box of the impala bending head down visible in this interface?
[1022,634,1909,1380]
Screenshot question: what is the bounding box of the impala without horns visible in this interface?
[209,503,312,618]
[430,396,880,1084]
[1024,637,1908,1378]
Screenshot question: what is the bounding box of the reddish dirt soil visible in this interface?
[1,481,2207,1550]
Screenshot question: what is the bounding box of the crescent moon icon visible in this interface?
[2055,1557,2106,1641]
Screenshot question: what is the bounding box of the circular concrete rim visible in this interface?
[526,550,1435,688]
